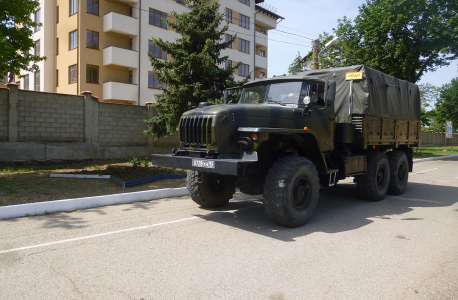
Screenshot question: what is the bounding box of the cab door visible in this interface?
[303,81,336,152]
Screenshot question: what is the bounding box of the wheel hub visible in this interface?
[398,164,406,182]
[292,177,311,211]
[377,165,386,189]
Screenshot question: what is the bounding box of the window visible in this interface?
[149,9,167,29]
[260,50,266,57]
[69,65,77,83]
[56,38,59,55]
[225,8,233,23]
[259,72,265,79]
[129,38,133,50]
[238,64,249,77]
[86,30,99,49]
[148,72,165,89]
[56,70,59,87]
[86,65,99,84]
[129,71,133,84]
[34,9,41,32]
[23,75,29,90]
[239,0,250,6]
[176,0,185,4]
[225,34,233,48]
[310,82,326,105]
[238,38,250,54]
[239,14,250,29]
[34,71,40,91]
[148,40,167,60]
[69,30,78,49]
[34,40,40,57]
[70,0,78,16]
[176,20,180,33]
[56,6,59,23]
[225,60,232,70]
[260,29,266,34]
[87,0,99,15]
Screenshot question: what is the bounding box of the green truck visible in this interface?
[151,65,421,227]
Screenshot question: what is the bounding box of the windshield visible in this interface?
[239,81,309,104]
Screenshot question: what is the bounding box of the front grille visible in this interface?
[180,116,213,148]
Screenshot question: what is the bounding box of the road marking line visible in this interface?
[410,168,438,175]
[389,196,442,204]
[0,205,261,255]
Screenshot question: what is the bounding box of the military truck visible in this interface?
[151,65,421,227]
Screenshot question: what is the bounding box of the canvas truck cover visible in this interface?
[302,65,421,124]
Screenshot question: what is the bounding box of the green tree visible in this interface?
[418,83,440,127]
[144,0,249,138]
[334,0,458,83]
[288,51,304,73]
[431,78,458,132]
[0,0,45,80]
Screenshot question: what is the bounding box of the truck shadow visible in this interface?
[193,182,458,242]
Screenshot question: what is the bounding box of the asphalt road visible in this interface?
[1,157,458,300]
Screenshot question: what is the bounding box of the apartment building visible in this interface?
[19,0,283,106]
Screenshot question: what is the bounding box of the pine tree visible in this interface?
[144,0,249,138]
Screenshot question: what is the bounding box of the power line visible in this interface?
[104,0,313,49]
[105,0,314,41]
[275,25,317,39]
[271,29,314,41]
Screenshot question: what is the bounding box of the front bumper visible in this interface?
[151,152,258,176]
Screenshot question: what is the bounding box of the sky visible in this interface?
[265,0,458,87]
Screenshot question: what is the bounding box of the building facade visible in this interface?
[19,0,283,106]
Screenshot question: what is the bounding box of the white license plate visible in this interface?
[192,159,215,169]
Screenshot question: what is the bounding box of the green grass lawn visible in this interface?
[413,146,458,158]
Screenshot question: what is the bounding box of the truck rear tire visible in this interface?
[356,152,390,201]
[186,170,235,208]
[263,156,320,227]
[387,151,409,195]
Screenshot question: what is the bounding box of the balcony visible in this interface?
[255,31,268,47]
[113,0,137,4]
[103,46,138,69]
[255,54,267,69]
[103,12,138,37]
[103,82,138,103]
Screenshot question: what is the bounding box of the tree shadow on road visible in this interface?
[193,182,458,242]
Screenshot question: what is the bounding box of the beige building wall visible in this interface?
[20,0,282,105]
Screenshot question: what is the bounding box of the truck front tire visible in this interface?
[387,151,409,195]
[263,156,320,227]
[356,152,390,201]
[186,170,235,208]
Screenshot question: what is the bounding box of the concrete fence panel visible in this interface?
[4,84,457,162]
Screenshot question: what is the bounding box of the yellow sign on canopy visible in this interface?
[345,72,363,80]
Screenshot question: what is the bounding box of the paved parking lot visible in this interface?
[1,157,458,299]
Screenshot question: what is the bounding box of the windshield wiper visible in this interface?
[266,99,286,106]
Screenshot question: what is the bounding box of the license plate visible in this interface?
[192,159,215,169]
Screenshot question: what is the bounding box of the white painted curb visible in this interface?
[50,174,111,179]
[413,153,458,163]
[0,187,189,220]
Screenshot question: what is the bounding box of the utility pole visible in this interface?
[312,40,320,70]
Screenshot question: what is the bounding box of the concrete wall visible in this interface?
[1,84,457,162]
[0,88,8,141]
[0,84,179,162]
[17,90,84,142]
[420,130,458,147]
